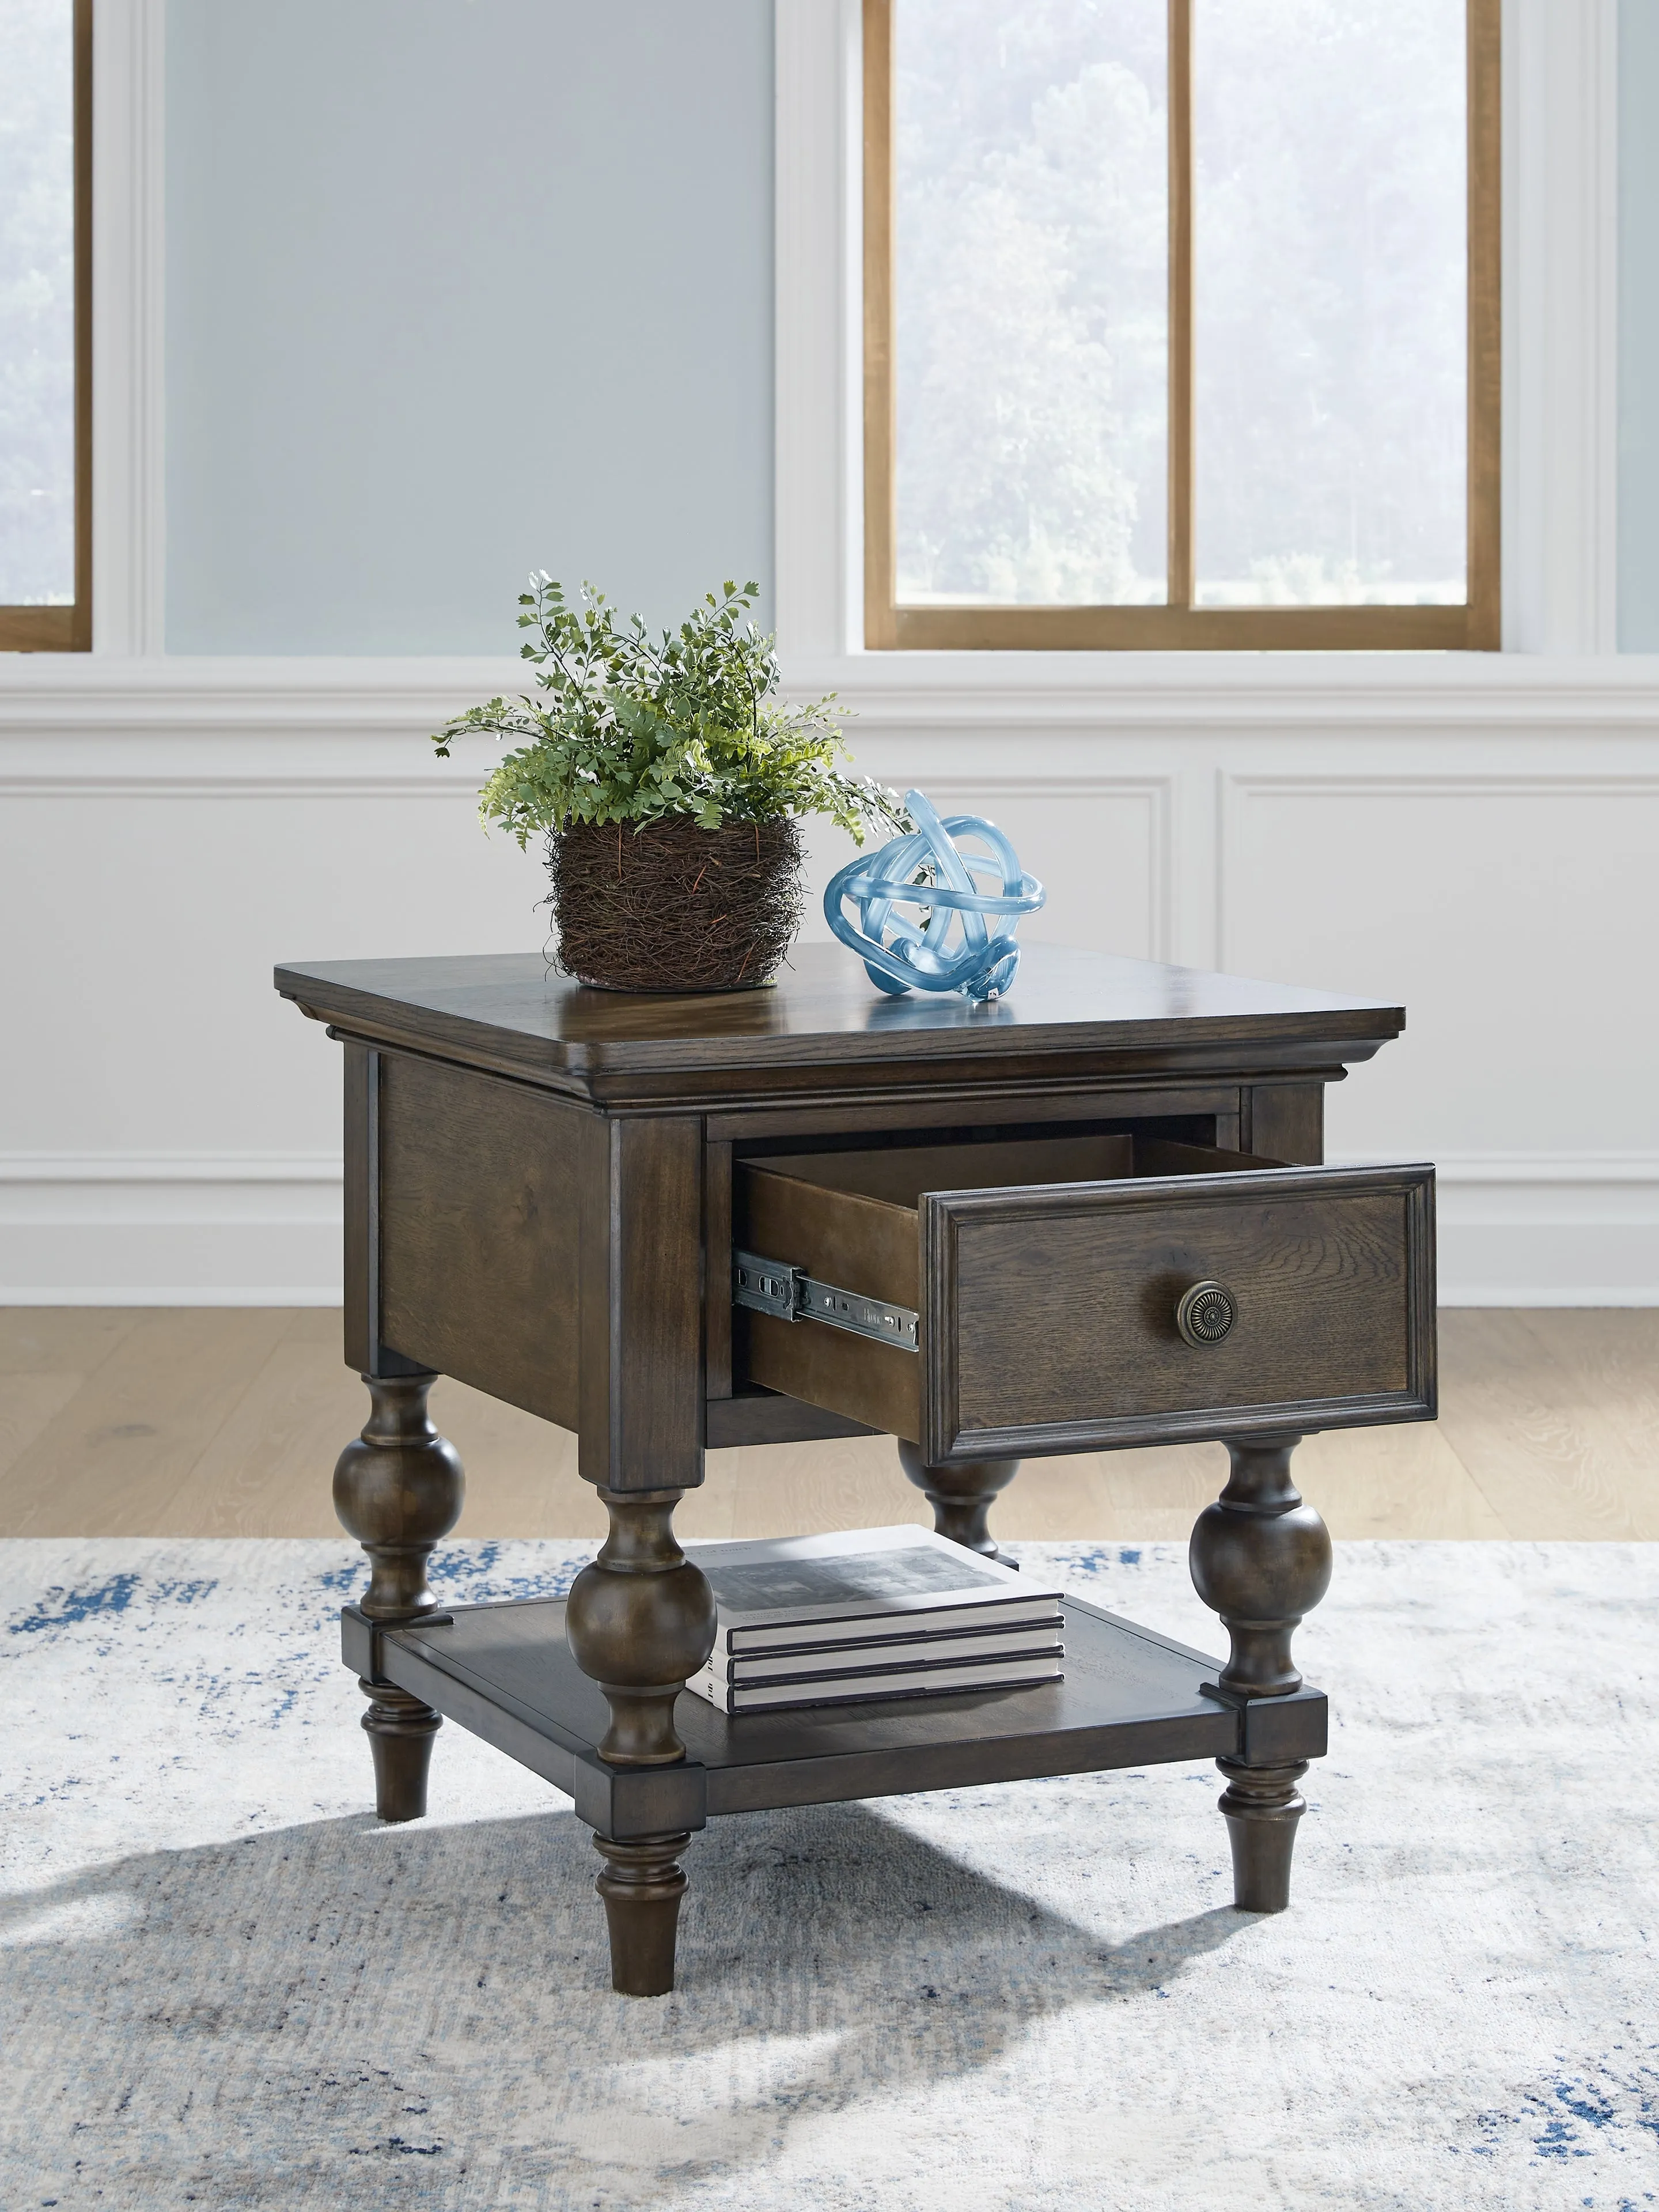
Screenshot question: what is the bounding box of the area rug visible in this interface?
[2,1537,1656,2211]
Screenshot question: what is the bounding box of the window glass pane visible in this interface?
[893,0,1168,607]
[0,0,75,606]
[1194,0,1465,608]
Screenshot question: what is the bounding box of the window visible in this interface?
[863,0,1499,650]
[0,0,90,652]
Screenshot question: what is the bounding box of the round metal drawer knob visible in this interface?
[1176,1280,1237,1347]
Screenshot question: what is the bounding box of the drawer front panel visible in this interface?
[922,1165,1435,1463]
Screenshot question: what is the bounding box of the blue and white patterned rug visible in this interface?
[2,1536,1657,2211]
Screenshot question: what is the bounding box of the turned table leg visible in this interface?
[896,1440,1022,1560]
[1188,1433,1332,1912]
[332,1372,464,1822]
[591,1831,695,1995]
[565,1487,717,1995]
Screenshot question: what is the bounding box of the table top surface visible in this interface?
[275,943,1403,1081]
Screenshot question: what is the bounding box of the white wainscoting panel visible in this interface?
[1217,762,1658,1308]
[1219,771,1659,1160]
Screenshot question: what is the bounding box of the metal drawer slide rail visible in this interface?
[733,1249,919,1352]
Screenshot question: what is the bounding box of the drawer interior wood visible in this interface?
[736,1134,1435,1461]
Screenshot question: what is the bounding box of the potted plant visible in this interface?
[433,575,906,993]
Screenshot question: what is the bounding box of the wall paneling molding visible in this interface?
[1215,766,1659,969]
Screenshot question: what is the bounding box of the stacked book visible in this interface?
[685,1525,1065,1715]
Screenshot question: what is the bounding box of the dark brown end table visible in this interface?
[274,944,1435,1995]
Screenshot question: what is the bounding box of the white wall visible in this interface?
[165,0,775,650]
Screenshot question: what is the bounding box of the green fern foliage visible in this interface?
[432,577,907,847]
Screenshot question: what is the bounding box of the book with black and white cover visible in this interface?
[684,1525,1064,1653]
[694,1648,1064,1715]
[712,1619,1064,1685]
[683,1525,1065,1710]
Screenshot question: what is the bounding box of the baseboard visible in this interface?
[2,1151,1655,1309]
[0,1285,344,1306]
[1436,1288,1659,1307]
[0,1155,342,1307]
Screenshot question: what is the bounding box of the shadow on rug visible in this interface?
[3,1798,1253,2204]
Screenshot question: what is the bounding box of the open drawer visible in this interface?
[734,1135,1435,1464]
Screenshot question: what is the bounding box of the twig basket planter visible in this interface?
[548,816,805,993]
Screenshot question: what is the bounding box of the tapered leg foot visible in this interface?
[358,1678,442,1822]
[1190,1434,1330,1913]
[1218,1754,1308,1912]
[593,1831,691,1996]
[896,1441,1022,1560]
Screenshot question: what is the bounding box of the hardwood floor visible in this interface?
[1,1307,1654,1543]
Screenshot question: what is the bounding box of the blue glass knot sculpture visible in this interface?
[824,788,1046,1001]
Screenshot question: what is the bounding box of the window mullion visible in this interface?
[1467,0,1501,649]
[1168,0,1194,611]
[862,0,897,651]
[73,0,93,650]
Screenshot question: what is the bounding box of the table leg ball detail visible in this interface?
[332,1373,465,1622]
[563,1489,719,1768]
[896,1440,1023,1562]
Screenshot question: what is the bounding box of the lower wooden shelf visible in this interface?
[343,1595,1328,1842]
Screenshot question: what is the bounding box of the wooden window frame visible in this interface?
[0,0,93,653]
[863,0,1500,652]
